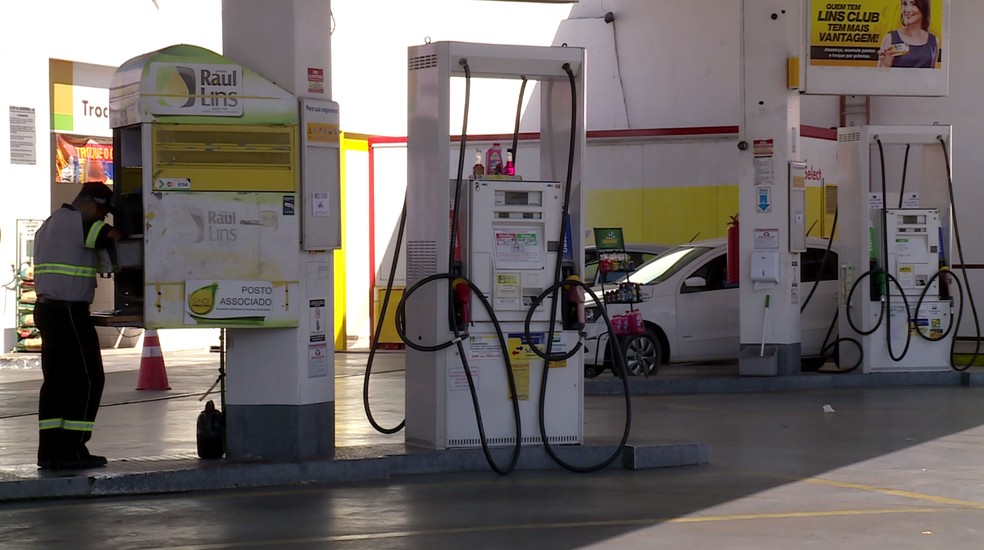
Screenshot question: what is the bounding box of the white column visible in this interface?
[738,0,803,375]
[222,0,336,460]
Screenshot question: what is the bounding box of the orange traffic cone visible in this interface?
[136,329,170,390]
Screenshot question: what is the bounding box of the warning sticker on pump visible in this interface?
[509,364,530,401]
[466,335,502,360]
[494,229,542,265]
[506,333,567,368]
[449,365,479,391]
[914,317,943,339]
[897,265,914,288]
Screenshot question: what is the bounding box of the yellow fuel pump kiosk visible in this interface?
[108,44,305,328]
[108,45,341,460]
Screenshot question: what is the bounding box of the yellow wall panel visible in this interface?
[587,185,739,246]
[587,184,829,247]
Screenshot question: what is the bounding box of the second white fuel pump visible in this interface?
[836,126,957,372]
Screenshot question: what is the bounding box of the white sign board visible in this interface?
[185,279,277,325]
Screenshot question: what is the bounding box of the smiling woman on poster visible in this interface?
[877,0,939,68]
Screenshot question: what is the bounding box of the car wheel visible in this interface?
[620,330,661,377]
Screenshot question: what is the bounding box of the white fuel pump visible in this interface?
[836,126,956,372]
[402,42,586,452]
[440,178,583,448]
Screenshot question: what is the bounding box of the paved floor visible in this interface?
[4,348,984,547]
[0,347,981,468]
[0,348,450,463]
[0,347,708,500]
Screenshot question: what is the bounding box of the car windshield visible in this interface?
[617,245,713,285]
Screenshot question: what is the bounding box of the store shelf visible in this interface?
[604,299,646,306]
[15,268,40,352]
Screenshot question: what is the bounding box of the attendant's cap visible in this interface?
[76,182,117,215]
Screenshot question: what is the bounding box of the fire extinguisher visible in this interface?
[726,214,739,285]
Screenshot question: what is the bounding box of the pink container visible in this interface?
[628,310,646,335]
[611,314,627,335]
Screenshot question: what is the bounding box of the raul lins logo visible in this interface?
[155,63,243,114]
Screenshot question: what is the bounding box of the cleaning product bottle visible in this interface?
[486,143,503,175]
[504,150,516,176]
[472,149,485,178]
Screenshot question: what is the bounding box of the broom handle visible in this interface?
[760,294,770,357]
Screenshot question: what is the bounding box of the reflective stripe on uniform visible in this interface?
[39,418,64,430]
[85,220,107,249]
[63,419,95,432]
[34,262,97,278]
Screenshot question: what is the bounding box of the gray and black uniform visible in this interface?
[33,205,113,465]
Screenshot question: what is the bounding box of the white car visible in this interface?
[582,238,839,377]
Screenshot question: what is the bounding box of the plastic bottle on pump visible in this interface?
[473,149,485,177]
[486,143,503,175]
[504,150,516,176]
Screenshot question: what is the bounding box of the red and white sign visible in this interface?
[307,67,324,94]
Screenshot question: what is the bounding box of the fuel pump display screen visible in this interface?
[496,190,542,207]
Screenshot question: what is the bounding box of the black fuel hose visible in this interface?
[526,62,632,473]
[381,59,523,475]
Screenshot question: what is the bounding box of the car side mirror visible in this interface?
[683,276,707,288]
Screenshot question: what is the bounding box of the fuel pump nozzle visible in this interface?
[938,226,951,301]
[452,277,471,332]
[561,274,585,331]
[869,223,886,301]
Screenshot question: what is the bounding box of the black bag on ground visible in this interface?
[196,399,225,459]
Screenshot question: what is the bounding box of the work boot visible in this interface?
[38,439,108,470]
[78,443,108,465]
[80,453,108,466]
[38,455,107,470]
[38,429,73,469]
[68,454,108,469]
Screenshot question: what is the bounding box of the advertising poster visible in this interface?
[806,0,948,95]
[593,227,625,250]
[49,59,115,138]
[55,134,113,184]
[810,0,944,68]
